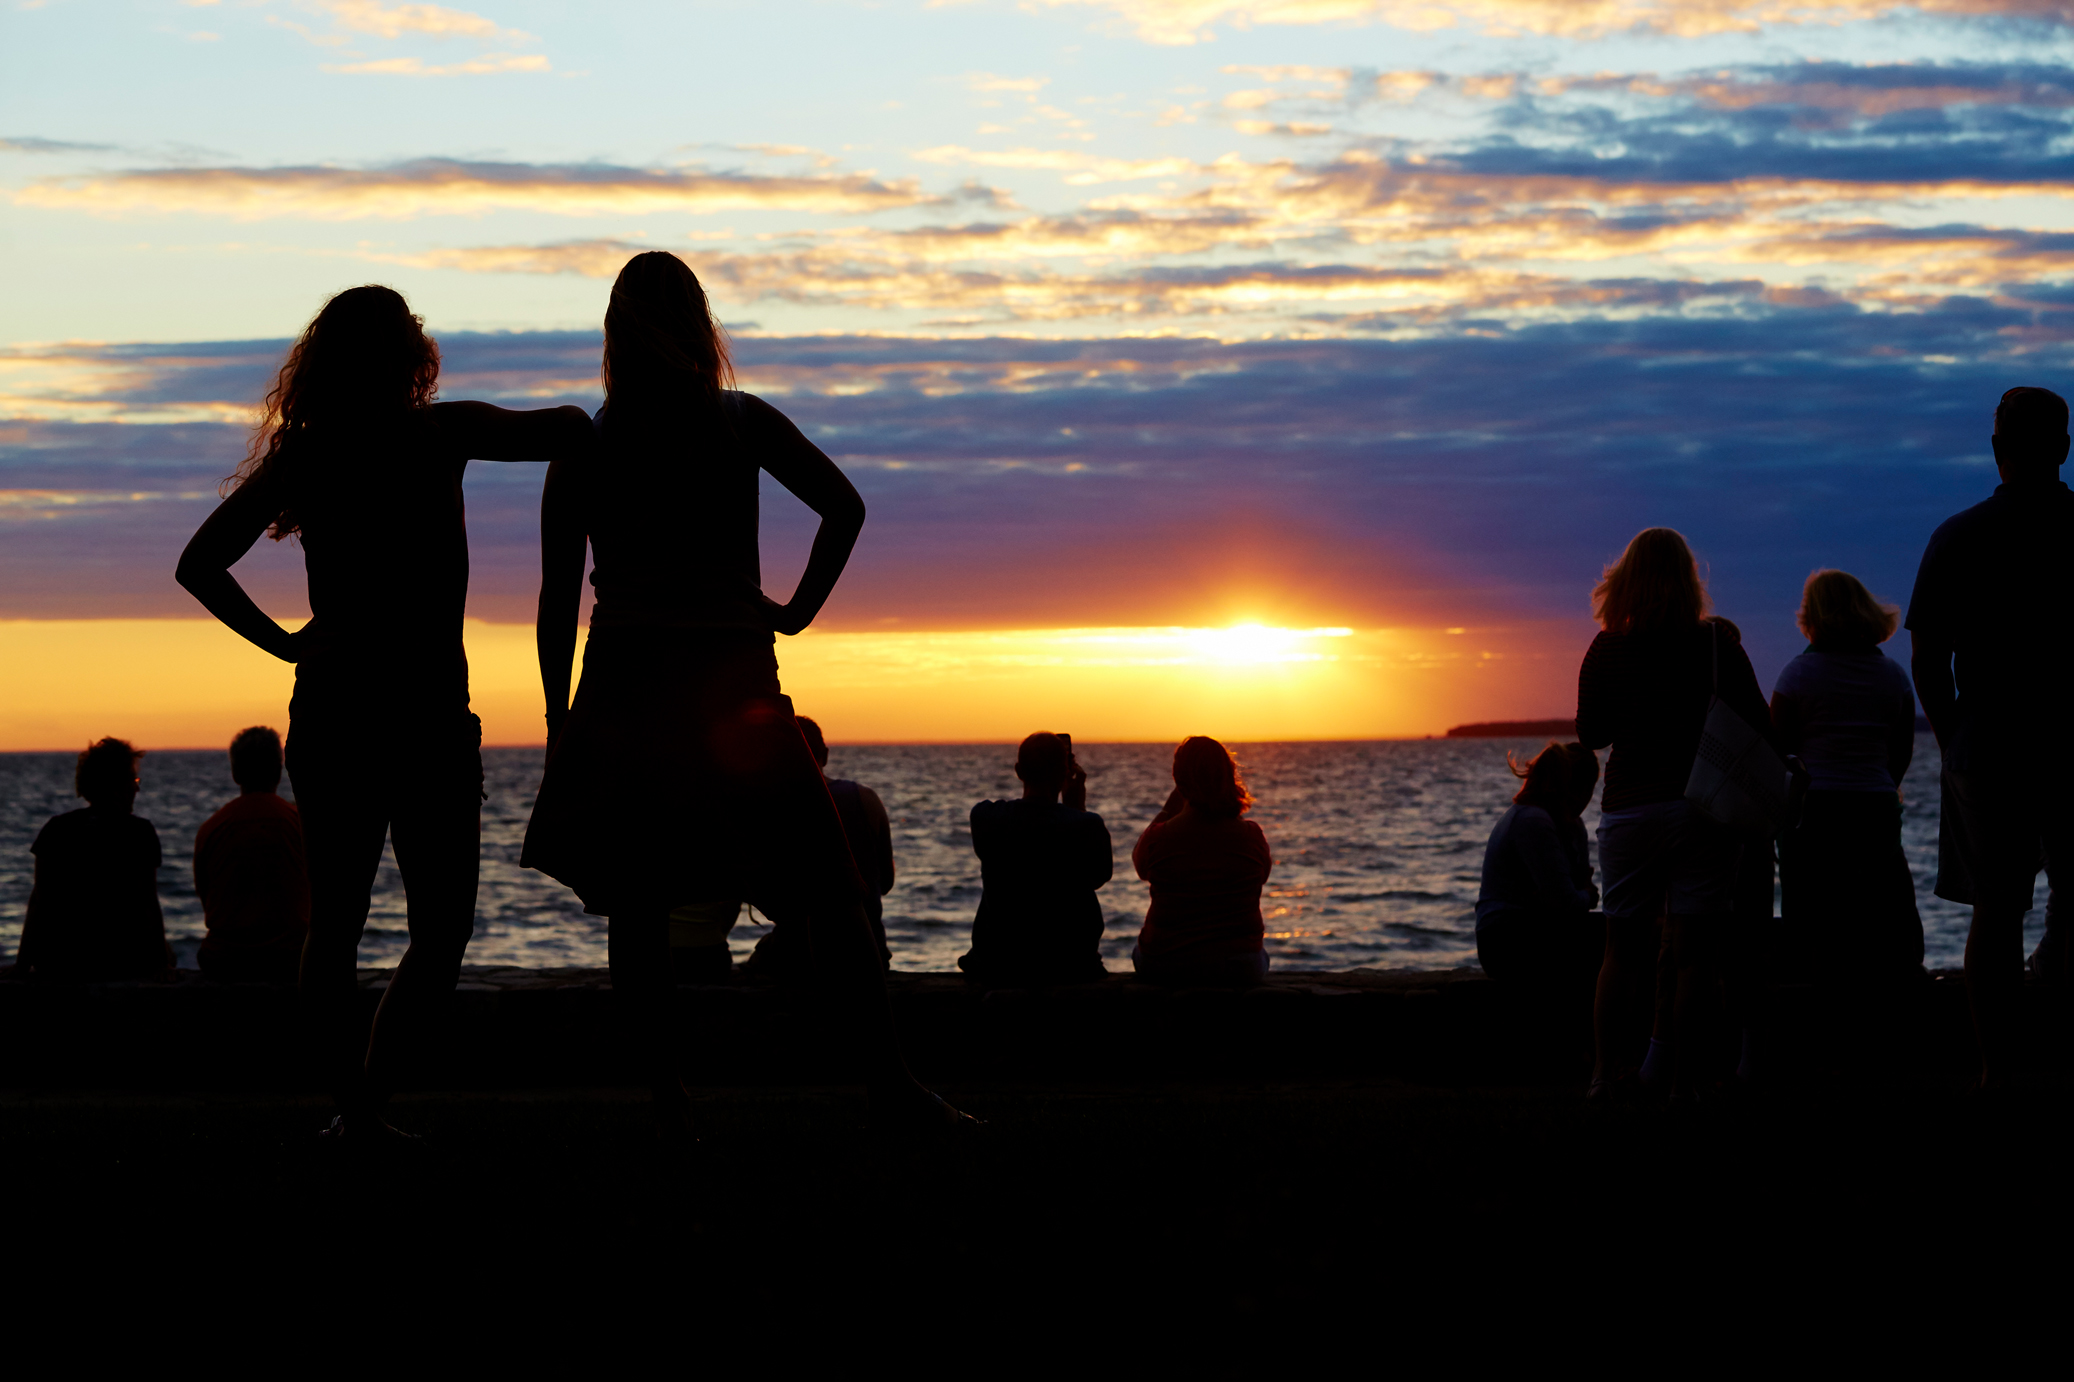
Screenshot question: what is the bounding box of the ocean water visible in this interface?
[0,737,2028,973]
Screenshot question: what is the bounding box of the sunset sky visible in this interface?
[6,0,2073,746]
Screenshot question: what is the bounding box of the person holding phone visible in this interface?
[957,731,1112,987]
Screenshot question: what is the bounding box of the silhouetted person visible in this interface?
[1476,741,1601,985]
[521,252,971,1132]
[1773,570,1923,981]
[193,726,310,985]
[958,732,1111,987]
[806,716,895,964]
[1131,736,1271,987]
[11,738,171,982]
[736,715,897,978]
[176,284,591,1144]
[1907,385,2074,1090]
[1578,528,1767,1100]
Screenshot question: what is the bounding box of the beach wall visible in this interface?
[0,966,2063,1091]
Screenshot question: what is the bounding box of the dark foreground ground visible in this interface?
[4,968,2071,1327]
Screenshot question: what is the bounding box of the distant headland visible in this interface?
[1445,719,1576,739]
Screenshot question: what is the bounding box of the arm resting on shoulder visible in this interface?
[536,456,587,744]
[1912,632,1956,752]
[439,401,594,463]
[175,474,309,664]
[745,396,865,636]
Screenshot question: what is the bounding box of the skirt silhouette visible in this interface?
[522,627,870,969]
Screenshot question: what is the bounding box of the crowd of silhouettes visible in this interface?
[10,256,2069,1138]
[1469,383,2072,1097]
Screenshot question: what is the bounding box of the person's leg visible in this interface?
[1665,911,1724,1095]
[609,906,690,1125]
[1593,807,1671,1092]
[287,733,391,1122]
[363,735,481,1111]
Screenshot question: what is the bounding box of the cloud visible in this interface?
[1036,0,2074,45]
[0,136,115,154]
[324,1,526,42]
[16,157,946,220]
[322,52,548,75]
[913,146,1201,184]
[1,308,2057,670]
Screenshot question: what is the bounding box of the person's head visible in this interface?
[1014,731,1071,797]
[1796,569,1898,649]
[76,737,143,810]
[229,284,441,540]
[1991,386,2070,479]
[1508,740,1571,812]
[228,725,284,793]
[1592,527,1709,635]
[795,715,830,770]
[1561,742,1599,815]
[602,251,734,415]
[1173,735,1253,820]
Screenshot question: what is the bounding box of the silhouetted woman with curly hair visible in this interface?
[178,285,590,1144]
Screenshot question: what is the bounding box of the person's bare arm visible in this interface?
[435,401,594,462]
[1063,754,1088,813]
[1770,692,1804,758]
[1888,695,1917,791]
[744,396,865,636]
[11,859,46,975]
[174,473,310,664]
[1912,632,1957,751]
[536,456,588,746]
[860,786,896,895]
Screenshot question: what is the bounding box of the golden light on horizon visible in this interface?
[0,618,1579,751]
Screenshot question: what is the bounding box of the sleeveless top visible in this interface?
[584,393,769,633]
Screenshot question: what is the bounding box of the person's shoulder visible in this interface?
[1703,615,1745,646]
[1926,492,2012,547]
[31,808,92,852]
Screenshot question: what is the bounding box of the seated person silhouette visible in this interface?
[736,714,897,980]
[957,731,1111,987]
[1130,736,1273,988]
[193,726,310,984]
[800,716,895,967]
[11,738,171,982]
[1474,741,1603,986]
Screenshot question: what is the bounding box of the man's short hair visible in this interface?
[795,715,829,768]
[229,725,283,790]
[1994,386,2068,440]
[76,737,142,803]
[1015,731,1069,790]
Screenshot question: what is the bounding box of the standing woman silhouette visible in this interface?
[177,285,591,1141]
[522,252,972,1132]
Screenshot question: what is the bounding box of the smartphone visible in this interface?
[1058,733,1072,756]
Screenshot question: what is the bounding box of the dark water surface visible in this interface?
[0,736,2018,972]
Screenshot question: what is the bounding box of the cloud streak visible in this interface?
[16,158,946,220]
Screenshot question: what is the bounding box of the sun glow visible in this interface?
[0,619,1577,750]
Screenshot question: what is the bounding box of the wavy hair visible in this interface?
[602,251,734,418]
[1592,527,1709,635]
[226,285,440,540]
[1174,736,1254,821]
[1508,740,1571,810]
[1797,569,1899,648]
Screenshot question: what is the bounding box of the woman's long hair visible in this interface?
[1174,736,1254,821]
[1592,527,1709,635]
[1797,568,1899,648]
[1509,740,1571,810]
[601,251,733,418]
[226,285,440,540]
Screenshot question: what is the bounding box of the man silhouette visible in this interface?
[1907,385,2074,1089]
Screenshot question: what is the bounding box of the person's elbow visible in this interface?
[831,491,866,531]
[173,544,215,597]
